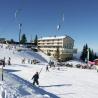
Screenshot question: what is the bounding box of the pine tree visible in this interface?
[89,49,94,61]
[20,34,27,44]
[89,48,97,61]
[34,34,38,46]
[94,53,98,60]
[80,45,85,61]
[85,44,88,59]
[80,44,88,62]
[54,47,60,61]
[91,49,95,61]
[10,39,15,44]
[89,48,92,61]
[80,44,98,62]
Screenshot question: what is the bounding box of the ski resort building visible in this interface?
[38,35,77,61]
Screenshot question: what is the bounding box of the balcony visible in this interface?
[62,48,77,53]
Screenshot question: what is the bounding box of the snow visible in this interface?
[0,44,98,98]
[38,36,66,40]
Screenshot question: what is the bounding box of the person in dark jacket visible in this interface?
[46,65,49,71]
[8,57,11,65]
[32,72,39,85]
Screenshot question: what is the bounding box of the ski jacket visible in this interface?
[32,73,39,80]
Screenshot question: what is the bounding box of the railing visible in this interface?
[62,48,75,53]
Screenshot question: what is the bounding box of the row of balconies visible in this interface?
[38,39,62,42]
[38,44,63,47]
[38,40,63,44]
[38,42,63,45]
[39,47,77,54]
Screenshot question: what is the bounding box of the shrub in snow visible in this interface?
[76,64,81,68]
[65,63,73,67]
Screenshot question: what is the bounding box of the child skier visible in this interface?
[46,65,49,71]
[32,72,39,86]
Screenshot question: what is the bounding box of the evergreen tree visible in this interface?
[47,51,51,56]
[80,45,85,61]
[89,49,94,61]
[91,49,95,61]
[80,43,98,62]
[7,39,15,44]
[34,34,38,46]
[94,53,98,60]
[80,44,88,62]
[20,34,27,44]
[85,43,88,58]
[89,48,92,61]
[10,39,15,44]
[54,47,60,61]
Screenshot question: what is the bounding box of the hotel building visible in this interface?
[38,35,76,61]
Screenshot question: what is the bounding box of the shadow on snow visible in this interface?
[40,84,72,88]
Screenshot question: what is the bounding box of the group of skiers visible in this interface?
[1,57,11,67]
[21,58,39,64]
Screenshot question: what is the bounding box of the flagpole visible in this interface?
[19,23,22,46]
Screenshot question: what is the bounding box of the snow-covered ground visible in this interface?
[0,44,98,98]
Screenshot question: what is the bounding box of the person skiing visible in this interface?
[8,57,11,65]
[32,72,39,86]
[46,65,49,71]
[3,57,5,67]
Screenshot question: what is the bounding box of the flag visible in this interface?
[57,24,60,31]
[56,13,64,31]
[14,10,18,18]
[62,13,64,22]
[14,9,21,19]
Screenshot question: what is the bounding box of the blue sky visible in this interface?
[0,0,98,51]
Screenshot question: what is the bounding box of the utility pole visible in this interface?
[19,23,22,46]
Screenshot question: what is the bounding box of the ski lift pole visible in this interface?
[19,23,22,46]
[39,67,43,75]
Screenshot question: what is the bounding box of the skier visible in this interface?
[46,65,49,71]
[22,58,25,64]
[32,72,39,86]
[28,59,30,64]
[3,57,5,67]
[8,57,11,65]
[49,60,51,68]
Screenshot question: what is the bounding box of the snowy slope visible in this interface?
[0,44,48,64]
[0,44,98,98]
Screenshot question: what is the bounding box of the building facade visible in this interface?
[38,35,76,61]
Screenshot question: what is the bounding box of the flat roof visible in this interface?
[38,36,66,40]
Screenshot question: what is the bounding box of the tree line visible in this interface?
[8,34,38,45]
[80,44,98,62]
